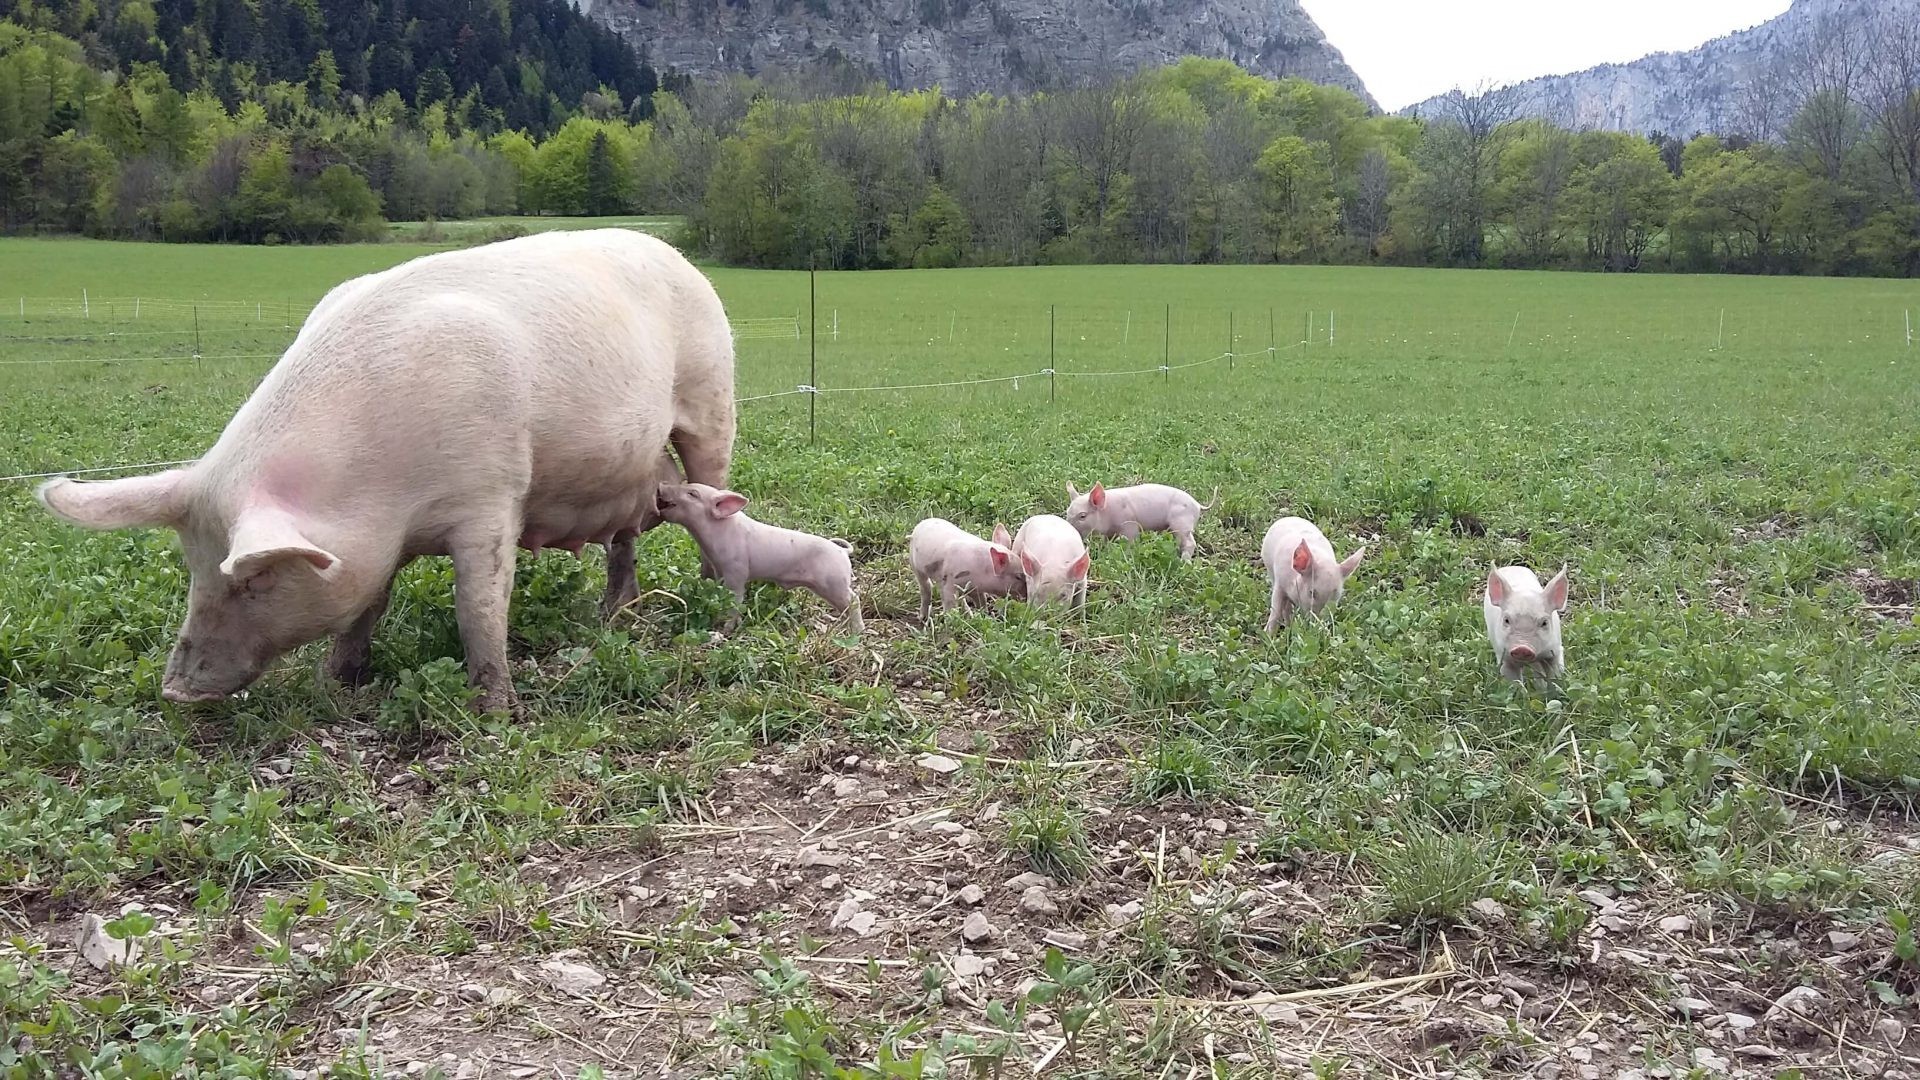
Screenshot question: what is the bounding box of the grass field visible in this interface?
[3,235,1920,1077]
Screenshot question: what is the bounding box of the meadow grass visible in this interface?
[2,236,1919,1075]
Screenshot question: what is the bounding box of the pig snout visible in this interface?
[161,635,269,703]
[1507,644,1538,663]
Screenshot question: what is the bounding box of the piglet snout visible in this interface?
[1507,644,1538,663]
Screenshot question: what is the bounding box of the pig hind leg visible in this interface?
[916,573,934,622]
[450,524,521,714]
[324,567,403,687]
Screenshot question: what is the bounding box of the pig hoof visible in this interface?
[473,685,520,717]
[324,654,375,688]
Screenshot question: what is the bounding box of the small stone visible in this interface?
[1673,996,1713,1018]
[1576,888,1616,911]
[405,1062,428,1077]
[1731,1045,1783,1060]
[1722,1013,1757,1035]
[831,777,862,798]
[1042,930,1088,951]
[961,911,996,944]
[916,753,961,775]
[818,874,842,891]
[1577,1067,1600,1080]
[1658,915,1694,934]
[957,884,986,906]
[1566,1046,1592,1064]
[1828,929,1861,952]
[1005,871,1054,890]
[1019,886,1059,915]
[487,987,516,1007]
[457,983,488,1004]
[847,911,878,937]
[1765,985,1824,1026]
[726,871,756,889]
[1498,972,1540,998]
[1875,1017,1907,1044]
[538,960,606,997]
[1253,1001,1300,1026]
[511,1069,539,1079]
[1692,1047,1730,1074]
[1104,900,1143,925]
[950,952,987,978]
[1468,897,1507,922]
[829,896,864,931]
[797,845,847,869]
[76,914,145,971]
[924,821,966,836]
[1204,818,1229,835]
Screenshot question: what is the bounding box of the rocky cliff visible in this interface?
[581,0,1375,104]
[1404,0,1920,136]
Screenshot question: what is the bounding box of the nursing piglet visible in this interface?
[1261,517,1365,631]
[1484,566,1568,682]
[908,519,1026,620]
[1011,514,1091,609]
[1065,482,1216,560]
[654,482,863,634]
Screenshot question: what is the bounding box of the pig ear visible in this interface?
[1546,567,1570,612]
[1069,551,1090,581]
[1089,483,1106,509]
[992,522,1013,549]
[1338,546,1366,579]
[37,470,189,530]
[989,546,1010,573]
[711,491,749,518]
[1487,567,1508,606]
[1020,552,1041,579]
[1291,540,1312,575]
[1065,482,1079,500]
[220,507,337,579]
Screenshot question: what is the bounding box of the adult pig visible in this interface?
[36,229,736,713]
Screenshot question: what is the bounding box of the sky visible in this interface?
[1297,0,1794,111]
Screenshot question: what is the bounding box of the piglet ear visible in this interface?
[711,491,749,518]
[221,506,337,579]
[1338,546,1365,579]
[1545,566,1570,612]
[1020,552,1041,579]
[1291,539,1312,575]
[1089,483,1106,509]
[1065,482,1079,500]
[992,522,1013,549]
[989,546,1010,573]
[1069,552,1090,581]
[1487,567,1508,606]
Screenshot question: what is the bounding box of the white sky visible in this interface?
[1297,0,1794,111]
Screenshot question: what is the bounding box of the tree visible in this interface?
[1254,134,1335,262]
[306,49,340,108]
[1407,82,1523,265]
[887,185,969,267]
[1498,121,1575,267]
[1566,132,1673,272]
[583,128,621,214]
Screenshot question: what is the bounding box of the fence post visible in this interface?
[1303,311,1311,348]
[1329,309,1336,347]
[83,288,88,319]
[1228,310,1234,372]
[1268,306,1275,355]
[1163,304,1171,386]
[1049,305,1056,404]
[134,297,140,321]
[808,260,818,447]
[193,304,201,360]
[1716,308,1725,351]
[1907,308,1913,348]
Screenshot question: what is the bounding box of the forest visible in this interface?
[1,0,1918,275]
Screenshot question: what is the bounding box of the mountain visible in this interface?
[581,0,1375,104]
[1403,0,1920,137]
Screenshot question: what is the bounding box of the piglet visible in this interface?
[1261,517,1365,631]
[1011,514,1091,608]
[1065,482,1217,560]
[909,518,1026,620]
[654,482,863,634]
[1484,566,1568,682]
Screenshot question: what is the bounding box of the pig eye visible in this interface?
[1502,614,1511,625]
[1539,617,1550,628]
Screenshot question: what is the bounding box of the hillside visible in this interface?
[583,0,1376,104]
[1404,0,1920,136]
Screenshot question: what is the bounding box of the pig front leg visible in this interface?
[323,567,403,687]
[1116,520,1142,543]
[940,579,961,614]
[451,528,519,714]
[600,531,640,619]
[1264,579,1292,633]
